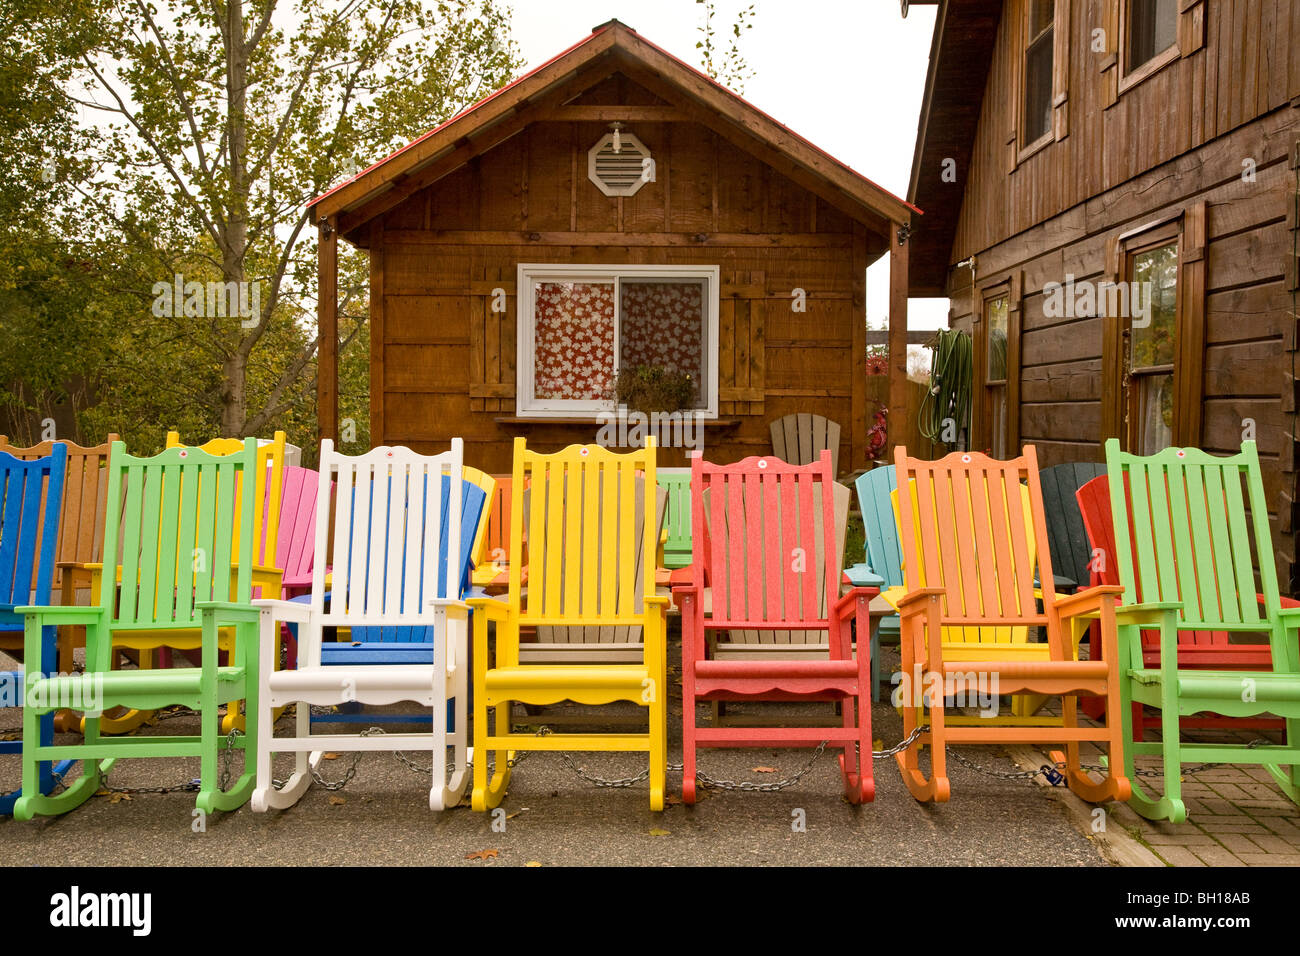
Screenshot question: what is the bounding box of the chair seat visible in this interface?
[28,666,245,709]
[696,658,858,680]
[269,664,441,696]
[484,664,652,705]
[949,659,1107,679]
[321,642,435,665]
[1130,668,1300,701]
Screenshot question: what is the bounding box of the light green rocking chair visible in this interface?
[14,439,262,818]
[1106,439,1300,822]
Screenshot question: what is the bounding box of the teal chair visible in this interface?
[847,466,897,701]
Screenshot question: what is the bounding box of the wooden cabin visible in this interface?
[309,20,918,476]
[906,0,1300,585]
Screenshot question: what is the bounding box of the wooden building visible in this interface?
[906,0,1300,584]
[309,20,918,475]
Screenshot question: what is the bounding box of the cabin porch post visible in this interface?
[317,219,339,445]
[888,221,911,453]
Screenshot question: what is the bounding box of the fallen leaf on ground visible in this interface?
[328,795,346,806]
[321,752,340,760]
[526,861,542,867]
[649,828,670,836]
[465,849,499,860]
[108,792,131,804]
[506,810,524,820]
[752,766,778,773]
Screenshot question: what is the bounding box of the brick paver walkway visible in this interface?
[1076,729,1300,866]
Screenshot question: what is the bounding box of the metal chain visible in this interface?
[688,741,827,793]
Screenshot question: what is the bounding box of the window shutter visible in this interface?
[1007,270,1023,450]
[1177,0,1206,56]
[1052,0,1071,141]
[718,271,766,415]
[1100,0,1119,109]
[1177,202,1206,446]
[469,266,516,412]
[1100,234,1123,439]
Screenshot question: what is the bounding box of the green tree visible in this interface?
[696,0,756,93]
[40,0,523,443]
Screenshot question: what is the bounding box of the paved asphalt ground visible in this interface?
[0,645,1107,867]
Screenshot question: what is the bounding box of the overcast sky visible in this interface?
[507,0,950,330]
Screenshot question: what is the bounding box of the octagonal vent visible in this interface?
[588,131,651,197]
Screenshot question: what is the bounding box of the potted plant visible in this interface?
[612,364,696,415]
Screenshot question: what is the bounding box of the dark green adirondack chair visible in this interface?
[1106,439,1300,822]
[14,440,262,819]
[1039,461,1105,593]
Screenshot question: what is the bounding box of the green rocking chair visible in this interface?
[13,440,262,819]
[1106,439,1300,822]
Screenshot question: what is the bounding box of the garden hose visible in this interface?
[918,329,973,445]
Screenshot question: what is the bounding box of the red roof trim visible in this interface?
[308,24,614,210]
[310,21,920,219]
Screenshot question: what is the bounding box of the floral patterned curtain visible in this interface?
[534,281,615,401]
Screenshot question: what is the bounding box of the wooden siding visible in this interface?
[371,96,880,474]
[942,0,1300,582]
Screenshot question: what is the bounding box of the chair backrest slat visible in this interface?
[769,413,841,476]
[894,446,1052,630]
[0,435,118,590]
[1039,462,1106,588]
[97,441,256,644]
[0,445,65,613]
[165,430,286,570]
[657,467,693,568]
[276,465,325,588]
[694,451,841,628]
[1103,440,1279,632]
[509,438,657,627]
[853,466,903,588]
[310,441,480,628]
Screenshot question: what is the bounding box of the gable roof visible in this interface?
[906,0,1002,296]
[310,19,919,244]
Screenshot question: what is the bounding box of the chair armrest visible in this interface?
[833,585,880,620]
[427,597,470,610]
[895,587,946,615]
[466,596,512,621]
[195,601,263,623]
[643,594,671,607]
[15,605,107,625]
[251,598,316,624]
[1276,606,1300,625]
[842,563,884,589]
[1113,601,1183,627]
[1277,594,1300,609]
[1052,585,1124,621]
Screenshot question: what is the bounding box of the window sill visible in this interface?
[1117,44,1180,97]
[495,415,742,428]
[1016,132,1053,165]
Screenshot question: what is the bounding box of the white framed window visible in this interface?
[516,263,720,419]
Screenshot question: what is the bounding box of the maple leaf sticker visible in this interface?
[465,849,500,860]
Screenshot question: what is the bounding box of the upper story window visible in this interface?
[516,263,720,419]
[1022,0,1055,145]
[1125,0,1178,72]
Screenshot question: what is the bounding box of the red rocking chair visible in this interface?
[672,450,879,804]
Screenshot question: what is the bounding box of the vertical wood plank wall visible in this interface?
[941,0,1300,580]
[371,87,885,474]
